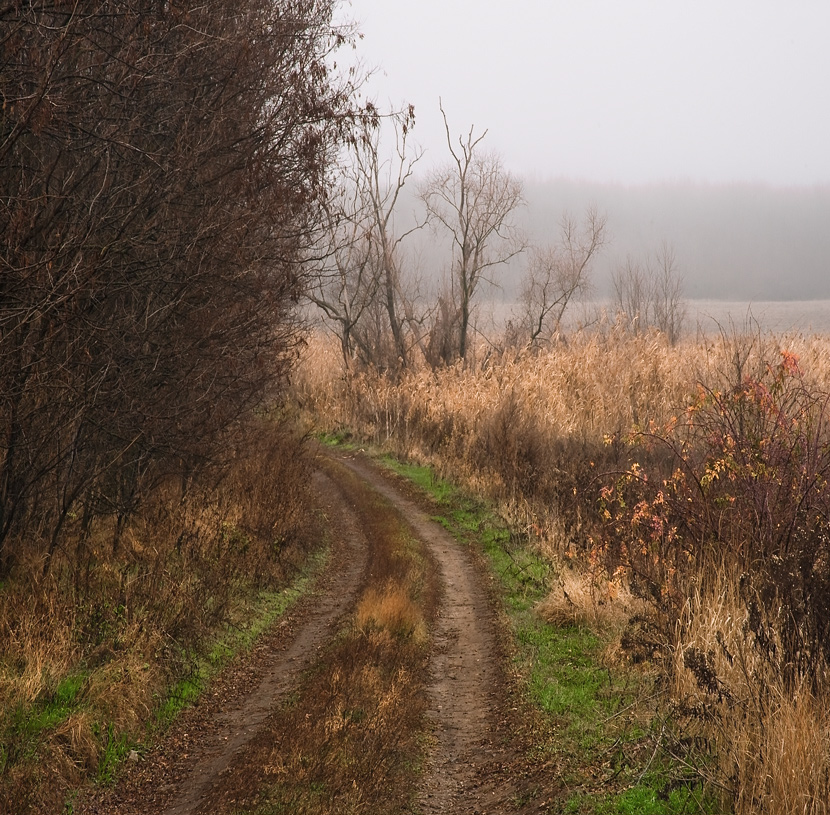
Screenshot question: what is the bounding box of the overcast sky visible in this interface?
[339,0,830,187]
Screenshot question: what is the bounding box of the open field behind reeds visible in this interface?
[295,326,830,814]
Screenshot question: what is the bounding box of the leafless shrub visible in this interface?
[612,242,686,343]
[1,0,355,804]
[1,0,353,575]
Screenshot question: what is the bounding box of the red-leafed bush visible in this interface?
[600,340,830,687]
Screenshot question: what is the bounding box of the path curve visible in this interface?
[333,451,510,814]
[158,468,370,815]
[77,468,368,815]
[78,448,529,815]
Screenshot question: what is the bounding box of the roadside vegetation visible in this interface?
[1,2,358,811]
[296,326,830,814]
[372,450,712,814]
[0,419,324,813]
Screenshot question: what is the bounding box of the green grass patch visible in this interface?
[154,546,329,731]
[1,672,90,769]
[94,722,131,786]
[379,453,456,506]
[318,430,356,448]
[564,783,713,814]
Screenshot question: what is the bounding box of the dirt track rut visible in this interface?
[77,447,526,814]
[158,467,370,815]
[334,453,507,813]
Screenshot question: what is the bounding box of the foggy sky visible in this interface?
[395,178,830,303]
[342,0,830,187]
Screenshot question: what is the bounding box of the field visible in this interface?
[5,319,830,813]
[295,324,830,815]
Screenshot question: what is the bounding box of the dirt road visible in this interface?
[337,452,517,814]
[78,447,544,814]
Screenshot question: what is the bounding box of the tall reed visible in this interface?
[296,326,830,812]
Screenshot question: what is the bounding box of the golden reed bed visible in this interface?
[296,326,830,815]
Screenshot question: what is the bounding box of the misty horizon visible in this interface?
[390,175,830,304]
[335,1,830,321]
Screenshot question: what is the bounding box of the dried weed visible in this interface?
[355,582,427,643]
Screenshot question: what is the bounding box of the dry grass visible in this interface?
[0,573,79,708]
[298,327,688,447]
[536,565,647,632]
[743,692,830,815]
[356,581,428,643]
[671,566,830,814]
[296,325,830,812]
[228,629,426,815]
[0,417,316,814]
[299,327,830,457]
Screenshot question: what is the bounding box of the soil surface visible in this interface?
[338,452,523,814]
[76,446,552,814]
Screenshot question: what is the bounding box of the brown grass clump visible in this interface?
[228,629,427,815]
[356,581,428,643]
[537,565,646,632]
[0,573,79,709]
[742,692,830,815]
[671,567,830,814]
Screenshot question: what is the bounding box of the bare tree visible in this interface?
[355,106,424,368]
[519,207,606,346]
[612,257,655,334]
[420,103,525,362]
[611,242,686,343]
[310,107,424,370]
[651,242,687,344]
[309,182,380,364]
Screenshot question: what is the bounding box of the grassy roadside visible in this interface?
[371,448,719,815]
[151,545,330,733]
[84,551,330,795]
[0,419,321,814]
[1,520,329,815]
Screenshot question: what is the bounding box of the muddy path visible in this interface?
[77,465,369,815]
[334,451,521,814]
[77,447,544,815]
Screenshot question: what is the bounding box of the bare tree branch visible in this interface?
[611,241,686,343]
[0,0,358,572]
[519,206,606,346]
[308,105,425,371]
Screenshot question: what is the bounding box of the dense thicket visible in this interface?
[0,0,352,574]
